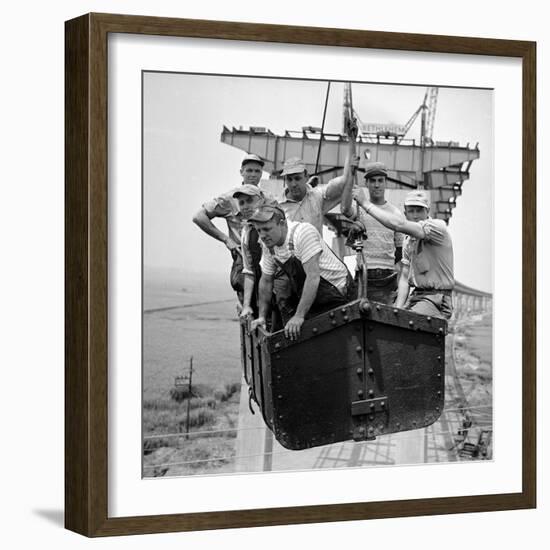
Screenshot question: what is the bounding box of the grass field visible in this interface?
[450,312,493,446]
[143,382,241,477]
[143,270,243,477]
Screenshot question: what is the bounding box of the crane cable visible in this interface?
[314,81,332,176]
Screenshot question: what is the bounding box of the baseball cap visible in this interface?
[248,204,286,223]
[232,184,263,198]
[241,153,265,167]
[404,190,430,209]
[281,157,307,176]
[364,161,388,179]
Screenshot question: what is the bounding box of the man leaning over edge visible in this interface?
[249,205,356,340]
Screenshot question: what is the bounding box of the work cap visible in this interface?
[241,153,265,167]
[281,157,307,176]
[232,184,263,199]
[364,161,388,179]
[404,190,430,209]
[248,204,286,223]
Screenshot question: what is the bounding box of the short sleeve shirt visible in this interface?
[202,188,244,245]
[279,179,342,235]
[260,222,348,292]
[202,182,276,245]
[402,218,454,290]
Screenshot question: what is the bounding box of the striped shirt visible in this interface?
[260,222,348,292]
[350,202,404,269]
[402,218,454,290]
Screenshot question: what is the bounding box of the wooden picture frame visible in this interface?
[65,12,536,537]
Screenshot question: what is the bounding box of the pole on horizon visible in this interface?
[185,356,194,439]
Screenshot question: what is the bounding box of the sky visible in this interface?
[143,72,493,293]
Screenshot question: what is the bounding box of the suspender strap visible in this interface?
[271,222,351,277]
[270,223,299,270]
[288,223,299,255]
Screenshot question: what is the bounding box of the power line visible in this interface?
[143,402,493,442]
[144,425,265,440]
[143,424,492,470]
[144,298,235,314]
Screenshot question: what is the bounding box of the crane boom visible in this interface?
[424,87,439,144]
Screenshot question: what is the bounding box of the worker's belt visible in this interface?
[367,268,395,279]
[412,288,453,296]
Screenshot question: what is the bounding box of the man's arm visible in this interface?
[284,252,321,340]
[394,262,410,308]
[325,143,358,206]
[239,232,256,317]
[240,274,255,318]
[340,176,355,219]
[250,272,274,330]
[340,131,359,218]
[192,207,239,252]
[352,189,426,239]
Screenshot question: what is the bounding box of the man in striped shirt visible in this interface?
[341,161,404,304]
[249,205,355,340]
[352,188,454,319]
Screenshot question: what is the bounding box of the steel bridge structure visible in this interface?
[221,125,480,223]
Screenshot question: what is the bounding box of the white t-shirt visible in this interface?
[260,222,348,292]
[350,201,404,269]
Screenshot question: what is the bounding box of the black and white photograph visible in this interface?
[142,73,494,478]
[2,0,545,543]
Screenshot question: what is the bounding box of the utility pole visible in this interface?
[185,356,194,439]
[174,356,195,440]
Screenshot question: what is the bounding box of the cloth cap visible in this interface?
[281,157,307,176]
[404,190,430,209]
[248,204,286,223]
[364,161,388,179]
[241,154,265,167]
[232,184,263,198]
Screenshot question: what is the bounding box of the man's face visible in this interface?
[404,205,429,223]
[240,162,263,186]
[366,175,386,201]
[285,171,308,201]
[253,218,286,248]
[236,195,263,219]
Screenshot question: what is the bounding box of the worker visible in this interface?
[249,205,356,340]
[352,188,454,318]
[232,185,278,318]
[192,154,266,305]
[263,131,357,328]
[341,161,404,304]
[277,125,356,234]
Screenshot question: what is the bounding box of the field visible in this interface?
[452,313,493,408]
[143,269,242,389]
[143,269,243,476]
